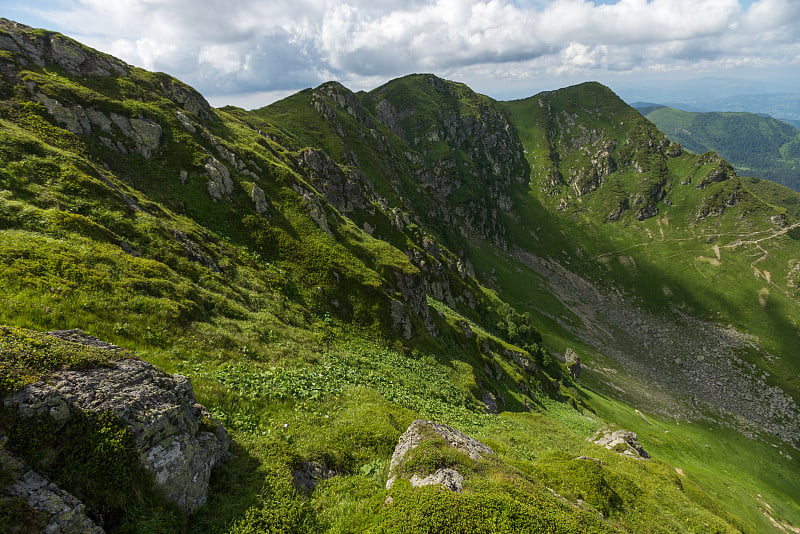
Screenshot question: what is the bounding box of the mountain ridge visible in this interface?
[636,104,800,192]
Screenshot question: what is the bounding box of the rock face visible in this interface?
[292,461,338,493]
[1,461,104,534]
[385,419,494,491]
[565,348,581,382]
[4,344,229,514]
[33,93,161,158]
[0,18,129,77]
[205,157,234,201]
[409,468,464,493]
[590,427,650,459]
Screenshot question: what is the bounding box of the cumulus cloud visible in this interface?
[18,0,800,106]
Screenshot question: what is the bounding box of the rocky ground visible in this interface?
[514,250,800,448]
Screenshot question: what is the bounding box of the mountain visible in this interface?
[637,104,800,191]
[1,19,799,533]
[651,93,800,124]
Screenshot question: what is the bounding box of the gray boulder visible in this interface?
[243,182,269,214]
[205,157,234,201]
[565,348,581,381]
[409,468,464,492]
[1,437,104,533]
[4,352,229,514]
[3,466,104,534]
[589,427,650,459]
[386,419,494,492]
[0,19,129,77]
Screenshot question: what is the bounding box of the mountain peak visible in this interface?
[0,17,129,78]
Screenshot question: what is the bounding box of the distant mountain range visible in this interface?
[632,93,800,125]
[635,104,800,191]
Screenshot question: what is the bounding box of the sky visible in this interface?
[2,0,799,109]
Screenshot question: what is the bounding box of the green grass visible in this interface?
[639,105,800,191]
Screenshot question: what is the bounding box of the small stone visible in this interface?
[589,427,650,459]
[409,468,464,493]
[386,419,493,490]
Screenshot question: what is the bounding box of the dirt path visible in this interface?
[595,222,800,263]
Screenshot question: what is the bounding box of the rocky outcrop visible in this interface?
[590,427,650,459]
[243,182,269,214]
[565,348,581,381]
[109,113,162,158]
[374,98,411,141]
[0,445,103,534]
[297,148,372,215]
[205,157,234,201]
[34,93,161,158]
[4,343,228,514]
[695,189,743,220]
[0,19,129,77]
[482,391,499,414]
[569,142,617,196]
[696,156,736,189]
[631,177,667,221]
[608,198,629,221]
[386,419,494,491]
[160,79,214,121]
[316,82,374,126]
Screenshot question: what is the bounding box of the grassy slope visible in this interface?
[639,105,800,191]
[0,25,794,533]
[500,84,800,531]
[255,76,800,531]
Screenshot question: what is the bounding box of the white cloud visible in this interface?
[198,45,241,75]
[13,0,800,107]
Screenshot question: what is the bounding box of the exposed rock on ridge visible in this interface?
[385,419,494,492]
[590,427,650,459]
[0,18,129,77]
[4,332,229,514]
[0,444,104,534]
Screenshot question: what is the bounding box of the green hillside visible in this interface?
[1,20,799,533]
[637,105,800,191]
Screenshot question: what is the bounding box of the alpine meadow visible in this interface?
[0,18,799,533]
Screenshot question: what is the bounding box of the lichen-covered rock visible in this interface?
[46,329,126,352]
[246,183,269,214]
[565,348,581,381]
[0,444,103,534]
[5,469,104,534]
[0,19,129,77]
[205,157,234,201]
[409,468,464,493]
[386,419,494,491]
[109,113,162,158]
[4,352,229,513]
[33,93,161,158]
[590,427,650,459]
